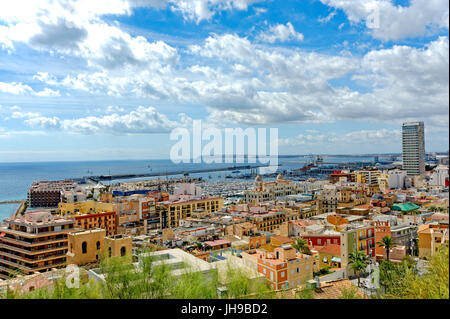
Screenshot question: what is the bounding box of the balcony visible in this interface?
[0,243,67,256]
[0,250,67,264]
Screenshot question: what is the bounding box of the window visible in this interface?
[82,241,87,254]
[120,246,126,256]
[296,267,300,273]
[96,241,100,250]
[108,247,112,257]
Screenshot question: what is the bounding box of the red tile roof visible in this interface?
[317,243,341,256]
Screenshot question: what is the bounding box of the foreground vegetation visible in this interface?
[378,247,449,299]
[5,250,280,299]
[5,247,448,299]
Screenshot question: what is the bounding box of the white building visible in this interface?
[173,183,202,197]
[388,169,409,189]
[429,165,449,186]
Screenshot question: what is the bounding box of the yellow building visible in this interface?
[377,173,389,192]
[67,229,107,265]
[66,229,132,265]
[106,235,132,261]
[58,200,114,216]
[158,196,224,228]
[418,224,449,259]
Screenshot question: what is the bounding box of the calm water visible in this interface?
[0,156,374,220]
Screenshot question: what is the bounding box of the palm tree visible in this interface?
[348,250,370,287]
[293,238,311,255]
[378,236,394,262]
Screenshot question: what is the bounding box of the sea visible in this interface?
[0,156,376,221]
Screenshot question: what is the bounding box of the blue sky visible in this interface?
[0,0,448,162]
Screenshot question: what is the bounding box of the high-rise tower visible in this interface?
[402,122,425,176]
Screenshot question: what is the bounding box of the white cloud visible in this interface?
[0,81,61,97]
[11,111,42,119]
[320,0,449,41]
[24,106,182,135]
[34,88,61,97]
[0,82,33,95]
[318,11,337,23]
[259,22,304,43]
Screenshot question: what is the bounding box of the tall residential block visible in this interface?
[402,122,425,177]
[0,211,75,279]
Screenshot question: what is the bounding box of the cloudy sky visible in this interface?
[0,0,448,162]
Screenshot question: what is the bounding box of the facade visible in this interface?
[302,234,341,247]
[245,245,313,290]
[418,223,449,259]
[157,196,224,229]
[105,235,132,260]
[340,223,376,272]
[27,180,76,208]
[0,211,75,279]
[73,211,117,236]
[402,122,425,177]
[377,173,389,192]
[316,189,339,214]
[357,168,380,186]
[58,200,114,215]
[244,174,298,203]
[429,165,449,187]
[317,244,341,268]
[388,169,409,189]
[67,228,107,265]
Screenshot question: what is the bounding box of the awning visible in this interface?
[331,257,341,263]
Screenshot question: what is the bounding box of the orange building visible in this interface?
[255,245,313,290]
[374,220,391,259]
[73,211,117,236]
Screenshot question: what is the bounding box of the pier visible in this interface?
[82,164,276,182]
[0,200,25,205]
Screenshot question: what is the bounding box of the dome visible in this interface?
[276,173,283,181]
[255,175,262,183]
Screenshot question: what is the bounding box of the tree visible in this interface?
[382,247,449,299]
[377,236,395,262]
[348,250,370,287]
[293,238,311,255]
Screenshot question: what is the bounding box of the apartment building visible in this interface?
[27,180,76,208]
[0,211,75,279]
[243,244,313,290]
[58,200,114,216]
[356,168,380,186]
[73,211,117,236]
[340,223,376,272]
[157,195,224,229]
